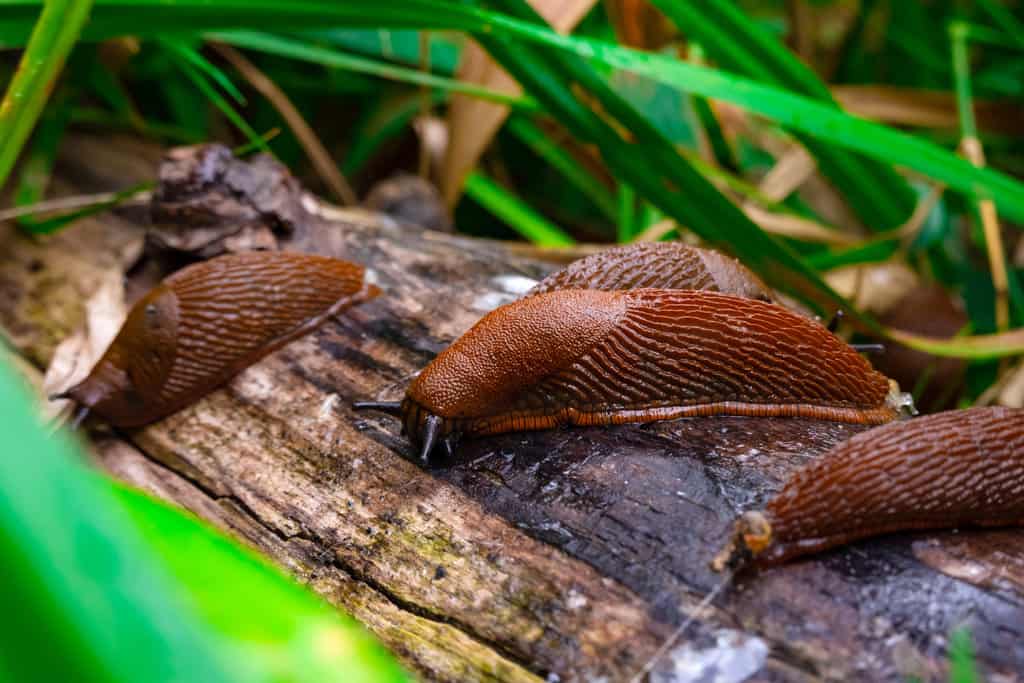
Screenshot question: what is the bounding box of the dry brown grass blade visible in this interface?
[605,0,677,49]
[961,136,1010,332]
[441,0,598,207]
[833,85,1024,135]
[210,42,358,206]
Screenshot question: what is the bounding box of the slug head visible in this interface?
[711,511,773,572]
[352,397,461,463]
[60,285,180,427]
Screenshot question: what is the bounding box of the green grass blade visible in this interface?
[464,170,575,246]
[474,1,851,316]
[617,182,636,242]
[463,21,1024,226]
[0,0,92,191]
[976,0,1024,48]
[165,43,268,152]
[506,114,617,221]
[0,358,240,682]
[947,628,979,683]
[20,181,153,235]
[209,30,539,110]
[14,96,71,227]
[161,36,248,104]
[646,0,917,230]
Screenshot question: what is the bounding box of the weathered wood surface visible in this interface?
[2,135,1024,683]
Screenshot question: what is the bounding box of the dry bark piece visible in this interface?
[150,144,312,257]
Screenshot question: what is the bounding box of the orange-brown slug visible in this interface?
[712,406,1024,569]
[355,288,900,462]
[527,242,775,302]
[55,251,379,427]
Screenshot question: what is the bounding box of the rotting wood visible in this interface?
[1,135,1023,682]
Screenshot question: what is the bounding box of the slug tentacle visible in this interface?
[418,414,443,463]
[714,406,1024,568]
[57,251,379,428]
[352,400,404,416]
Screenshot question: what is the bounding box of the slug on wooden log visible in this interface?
[54,251,380,428]
[527,242,775,302]
[712,406,1024,570]
[355,288,900,462]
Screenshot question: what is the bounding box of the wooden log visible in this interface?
[1,135,1023,682]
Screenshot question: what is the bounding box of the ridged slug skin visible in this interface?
[527,242,774,302]
[715,407,1024,568]
[400,288,896,453]
[64,251,380,427]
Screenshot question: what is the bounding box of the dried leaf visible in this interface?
[441,0,598,206]
[825,261,918,315]
[43,271,127,424]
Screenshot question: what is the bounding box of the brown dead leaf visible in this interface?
[998,362,1024,408]
[833,85,1024,135]
[441,0,598,207]
[604,0,677,49]
[42,271,127,425]
[824,261,918,314]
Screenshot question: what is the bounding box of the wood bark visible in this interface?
[1,135,1023,683]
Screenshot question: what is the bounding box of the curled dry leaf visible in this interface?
[42,271,127,425]
[824,261,918,315]
[999,362,1024,408]
[441,0,598,206]
[150,144,312,257]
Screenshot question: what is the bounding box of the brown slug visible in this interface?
[712,406,1024,570]
[355,288,900,462]
[527,242,775,302]
[55,250,380,427]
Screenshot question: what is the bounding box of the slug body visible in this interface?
[359,288,897,461]
[527,242,775,302]
[713,406,1024,569]
[61,251,379,427]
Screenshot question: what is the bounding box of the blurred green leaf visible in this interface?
[506,114,617,221]
[112,484,409,683]
[948,627,979,683]
[464,170,575,246]
[0,0,92,191]
[0,358,240,683]
[0,351,409,682]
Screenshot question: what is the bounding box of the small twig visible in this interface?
[210,42,358,206]
[627,567,737,683]
[0,188,152,222]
